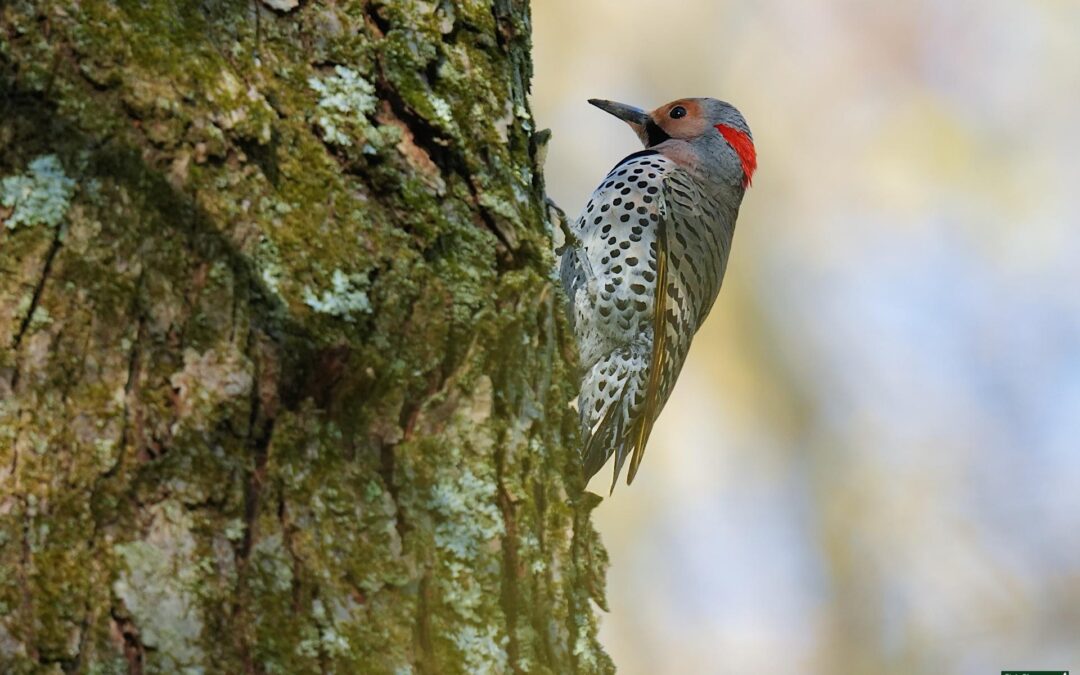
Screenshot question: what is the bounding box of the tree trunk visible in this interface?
[0,1,611,672]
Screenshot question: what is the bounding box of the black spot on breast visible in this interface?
[647,186,659,195]
[612,265,623,274]
[637,181,648,189]
[599,305,612,317]
[624,201,635,210]
[630,283,646,294]
[626,256,639,266]
[602,224,611,234]
[613,198,622,206]
[593,217,602,225]
[608,236,617,245]
[642,270,655,282]
[620,214,630,222]
[604,283,615,293]
[633,300,648,312]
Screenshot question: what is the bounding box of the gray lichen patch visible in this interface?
[431,463,505,562]
[308,66,378,147]
[260,0,299,13]
[302,269,372,320]
[0,155,77,229]
[430,456,510,671]
[113,501,205,672]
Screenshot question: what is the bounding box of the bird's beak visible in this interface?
[588,99,650,126]
[588,98,663,148]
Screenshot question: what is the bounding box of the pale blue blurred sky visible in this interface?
[534,1,1080,672]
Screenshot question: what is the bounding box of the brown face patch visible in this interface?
[649,99,710,139]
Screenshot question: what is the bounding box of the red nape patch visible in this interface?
[715,124,757,188]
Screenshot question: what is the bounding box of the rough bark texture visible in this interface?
[0,1,611,672]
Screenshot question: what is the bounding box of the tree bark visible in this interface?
[0,1,611,672]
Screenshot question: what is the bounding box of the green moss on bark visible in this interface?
[0,0,612,672]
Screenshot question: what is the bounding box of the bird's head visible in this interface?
[589,97,756,188]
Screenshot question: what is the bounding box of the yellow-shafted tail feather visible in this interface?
[625,218,669,485]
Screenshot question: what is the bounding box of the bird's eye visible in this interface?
[669,106,687,119]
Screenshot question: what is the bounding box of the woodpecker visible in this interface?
[559,97,756,492]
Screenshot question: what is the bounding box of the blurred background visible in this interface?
[532,1,1080,673]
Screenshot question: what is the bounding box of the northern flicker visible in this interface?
[559,97,756,492]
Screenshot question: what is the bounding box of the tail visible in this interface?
[580,209,674,492]
[579,346,652,493]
